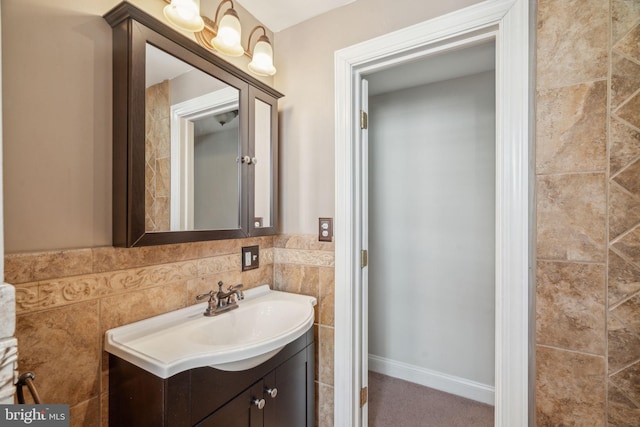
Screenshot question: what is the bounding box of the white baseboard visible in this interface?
[368,354,495,406]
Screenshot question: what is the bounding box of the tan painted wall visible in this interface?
[273,0,484,234]
[2,0,482,248]
[1,0,272,252]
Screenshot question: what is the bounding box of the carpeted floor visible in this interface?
[368,371,494,427]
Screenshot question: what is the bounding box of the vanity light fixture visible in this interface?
[247,26,277,76]
[162,0,277,76]
[209,0,244,57]
[163,0,205,32]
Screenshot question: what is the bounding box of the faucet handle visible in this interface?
[196,290,215,301]
[232,284,244,300]
[217,280,224,292]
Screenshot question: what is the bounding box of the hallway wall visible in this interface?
[273,0,486,235]
[368,72,495,394]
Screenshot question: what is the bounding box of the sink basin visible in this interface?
[104,285,316,378]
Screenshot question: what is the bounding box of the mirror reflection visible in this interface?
[145,43,241,232]
[253,98,272,228]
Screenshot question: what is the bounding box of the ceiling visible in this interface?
[235,0,356,32]
[146,44,194,87]
[366,41,496,96]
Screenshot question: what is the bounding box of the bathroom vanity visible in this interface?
[109,329,314,427]
[104,286,316,427]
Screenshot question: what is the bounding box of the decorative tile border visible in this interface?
[8,241,274,315]
[274,234,335,267]
[274,248,334,267]
[6,237,274,285]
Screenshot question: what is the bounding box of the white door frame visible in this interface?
[170,88,239,230]
[334,0,532,426]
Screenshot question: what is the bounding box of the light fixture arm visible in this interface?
[211,0,235,32]
[246,25,276,76]
[193,16,217,50]
[245,25,267,58]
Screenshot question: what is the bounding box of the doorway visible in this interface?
[333,1,532,426]
[365,41,496,426]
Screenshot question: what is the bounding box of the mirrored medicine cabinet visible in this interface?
[104,3,283,247]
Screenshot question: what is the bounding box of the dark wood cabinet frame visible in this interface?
[104,3,283,247]
[109,327,314,427]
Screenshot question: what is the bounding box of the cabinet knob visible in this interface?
[253,398,266,410]
[240,156,252,164]
[265,387,278,398]
[251,157,258,165]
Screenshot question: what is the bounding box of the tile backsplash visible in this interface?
[6,235,334,427]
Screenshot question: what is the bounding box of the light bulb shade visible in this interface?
[163,0,205,32]
[248,36,276,76]
[211,10,244,57]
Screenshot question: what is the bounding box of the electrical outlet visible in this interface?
[319,218,333,242]
[241,245,259,271]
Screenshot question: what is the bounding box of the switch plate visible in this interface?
[319,218,333,242]
[241,245,259,271]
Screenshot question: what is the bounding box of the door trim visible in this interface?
[333,1,532,426]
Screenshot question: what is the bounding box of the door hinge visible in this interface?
[360,386,368,407]
[360,110,368,129]
[361,249,368,268]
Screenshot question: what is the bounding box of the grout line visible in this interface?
[610,112,640,135]
[605,5,613,420]
[536,344,606,359]
[609,246,640,270]
[608,285,640,311]
[535,170,607,178]
[607,179,640,203]
[536,77,609,93]
[535,258,606,265]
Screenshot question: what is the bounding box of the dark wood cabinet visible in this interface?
[103,3,283,247]
[109,328,314,427]
[263,349,310,426]
[196,381,264,427]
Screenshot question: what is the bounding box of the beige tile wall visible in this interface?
[272,235,335,427]
[607,0,640,420]
[536,0,640,424]
[145,80,171,232]
[6,234,334,426]
[6,236,277,427]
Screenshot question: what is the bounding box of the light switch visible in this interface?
[242,245,259,271]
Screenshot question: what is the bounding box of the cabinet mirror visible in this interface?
[249,90,278,235]
[146,43,242,233]
[105,3,283,247]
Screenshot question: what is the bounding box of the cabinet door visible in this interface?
[263,350,309,427]
[196,381,264,427]
[247,87,278,237]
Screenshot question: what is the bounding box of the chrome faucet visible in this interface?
[196,281,244,316]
